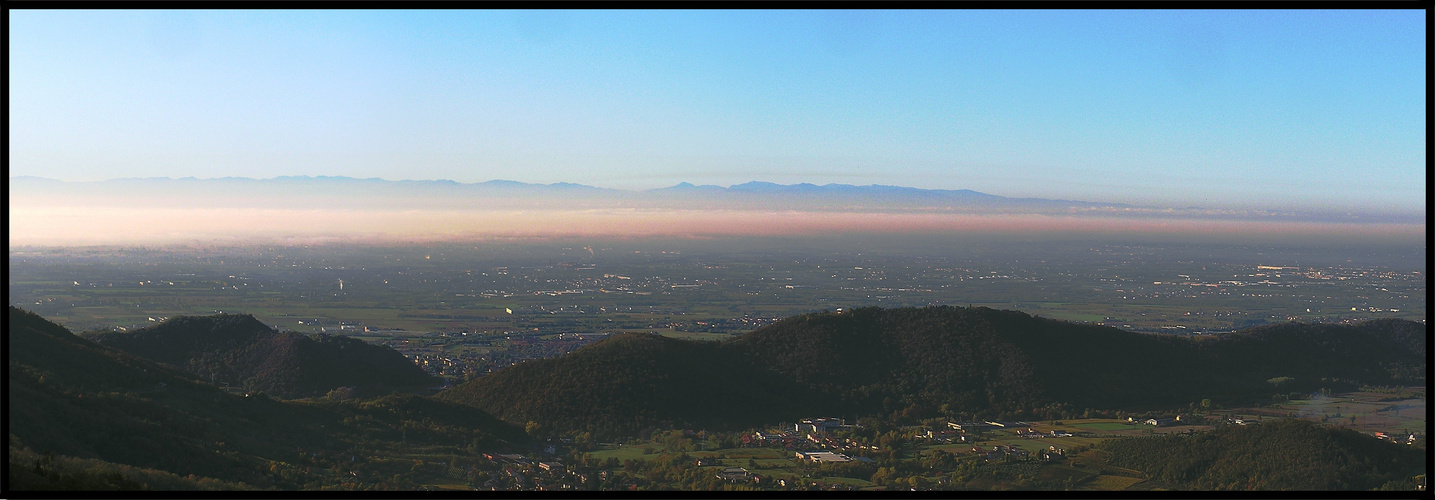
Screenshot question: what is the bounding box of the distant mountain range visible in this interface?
[13,175,1412,223]
[438,306,1425,439]
[8,175,1115,211]
[5,173,1107,208]
[87,314,439,399]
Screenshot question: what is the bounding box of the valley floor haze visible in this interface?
[7,177,1425,247]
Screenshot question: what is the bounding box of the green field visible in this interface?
[587,445,660,462]
[654,329,735,342]
[1083,474,1145,490]
[1074,421,1140,431]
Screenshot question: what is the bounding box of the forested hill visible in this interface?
[731,307,1425,413]
[89,313,438,398]
[436,331,824,439]
[1099,418,1425,490]
[7,307,529,490]
[441,306,1424,438]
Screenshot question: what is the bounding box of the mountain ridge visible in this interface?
[10,175,1029,199]
[7,306,529,489]
[88,314,439,399]
[14,175,1420,223]
[439,306,1425,439]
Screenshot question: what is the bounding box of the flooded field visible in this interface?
[1232,387,1426,436]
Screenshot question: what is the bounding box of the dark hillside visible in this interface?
[442,306,1424,436]
[730,307,1050,414]
[1100,419,1425,490]
[738,306,1424,413]
[90,314,438,398]
[437,332,819,439]
[7,307,528,490]
[9,307,327,484]
[1197,319,1427,393]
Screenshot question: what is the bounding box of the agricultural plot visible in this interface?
[586,444,659,462]
[1082,474,1145,490]
[1070,421,1139,432]
[1248,387,1427,436]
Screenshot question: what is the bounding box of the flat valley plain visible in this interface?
[9,235,1424,384]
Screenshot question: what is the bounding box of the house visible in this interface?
[796,417,845,434]
[795,451,851,463]
[924,429,961,442]
[537,462,564,472]
[949,421,991,431]
[1145,418,1175,426]
[716,467,750,482]
[494,453,529,464]
[1050,430,1073,437]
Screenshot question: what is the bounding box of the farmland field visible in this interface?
[1072,421,1138,431]
[1232,387,1427,437]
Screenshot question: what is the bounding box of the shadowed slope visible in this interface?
[1100,419,1425,490]
[438,332,820,439]
[90,314,438,398]
[440,306,1424,436]
[7,307,528,490]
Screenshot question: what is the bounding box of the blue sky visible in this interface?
[8,9,1426,214]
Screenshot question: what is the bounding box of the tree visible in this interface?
[870,466,895,485]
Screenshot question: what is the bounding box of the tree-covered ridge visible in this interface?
[7,307,529,490]
[442,306,1424,438]
[89,313,438,398]
[1099,419,1425,490]
[437,332,822,440]
[738,306,1424,412]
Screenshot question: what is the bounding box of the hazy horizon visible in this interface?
[9,174,1425,248]
[7,9,1426,249]
[9,9,1426,215]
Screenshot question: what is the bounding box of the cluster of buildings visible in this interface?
[793,451,868,464]
[920,428,963,443]
[1015,428,1073,439]
[742,418,882,463]
[476,453,580,491]
[973,444,1028,461]
[1372,431,1421,445]
[794,417,849,434]
[1126,415,1192,426]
